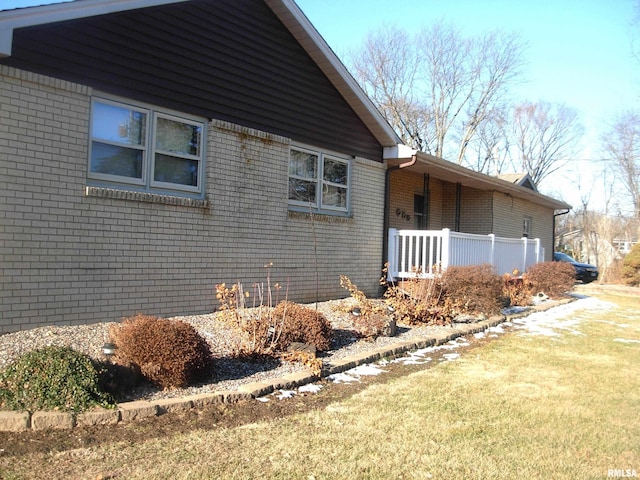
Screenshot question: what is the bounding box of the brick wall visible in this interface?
[388,170,422,230]
[0,66,386,333]
[460,188,493,234]
[492,192,554,261]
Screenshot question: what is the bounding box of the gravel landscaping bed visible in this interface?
[0,298,457,402]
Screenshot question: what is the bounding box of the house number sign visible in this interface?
[396,208,411,222]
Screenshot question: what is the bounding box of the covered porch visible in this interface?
[387,228,544,280]
[382,151,571,282]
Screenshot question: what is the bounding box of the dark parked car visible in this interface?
[553,252,599,283]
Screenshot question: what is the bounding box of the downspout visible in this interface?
[553,208,571,259]
[382,154,418,271]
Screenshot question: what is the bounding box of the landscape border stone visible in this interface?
[0,297,576,432]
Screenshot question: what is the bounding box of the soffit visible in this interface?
[387,153,571,211]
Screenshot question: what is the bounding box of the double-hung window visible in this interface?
[288,146,351,215]
[89,98,205,195]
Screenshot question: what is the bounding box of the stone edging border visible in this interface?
[0,299,574,432]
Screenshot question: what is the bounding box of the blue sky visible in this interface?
[296,0,640,212]
[3,0,639,211]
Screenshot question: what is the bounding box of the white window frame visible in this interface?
[288,145,351,215]
[88,96,206,196]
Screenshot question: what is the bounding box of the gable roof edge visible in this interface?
[266,0,402,148]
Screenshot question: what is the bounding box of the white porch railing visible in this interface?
[387,228,545,280]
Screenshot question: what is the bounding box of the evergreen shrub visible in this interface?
[0,346,114,413]
[622,242,640,286]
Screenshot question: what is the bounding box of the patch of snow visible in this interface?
[327,372,360,383]
[442,353,460,361]
[613,338,640,344]
[350,364,386,376]
[394,353,432,366]
[487,325,505,334]
[256,397,270,403]
[474,331,486,339]
[414,347,436,355]
[440,339,467,350]
[328,364,386,384]
[513,297,614,337]
[298,383,323,394]
[401,357,432,365]
[276,390,296,400]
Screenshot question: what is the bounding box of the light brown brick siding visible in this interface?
[492,192,554,261]
[387,170,422,230]
[1,66,386,333]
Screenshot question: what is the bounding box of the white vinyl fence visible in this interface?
[387,228,545,280]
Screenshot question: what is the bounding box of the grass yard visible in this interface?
[1,290,639,479]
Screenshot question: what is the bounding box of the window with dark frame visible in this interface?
[523,216,532,238]
[414,194,426,229]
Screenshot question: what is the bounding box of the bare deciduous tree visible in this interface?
[509,101,584,185]
[602,110,640,218]
[464,110,512,174]
[350,26,432,151]
[350,22,526,164]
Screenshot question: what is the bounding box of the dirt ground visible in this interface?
[0,332,495,459]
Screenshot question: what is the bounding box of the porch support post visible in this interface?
[387,228,398,280]
[455,183,462,232]
[534,237,541,263]
[488,233,496,271]
[441,228,450,272]
[423,173,430,229]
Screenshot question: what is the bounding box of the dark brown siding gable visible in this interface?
[1,0,382,160]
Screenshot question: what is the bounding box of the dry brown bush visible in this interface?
[232,301,333,356]
[270,301,333,352]
[383,274,447,325]
[340,274,397,337]
[441,264,503,316]
[110,314,213,389]
[523,261,575,298]
[502,274,532,307]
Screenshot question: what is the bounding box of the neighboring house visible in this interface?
[613,238,638,256]
[0,0,570,333]
[496,172,539,192]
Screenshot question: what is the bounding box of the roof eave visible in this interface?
[387,152,571,211]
